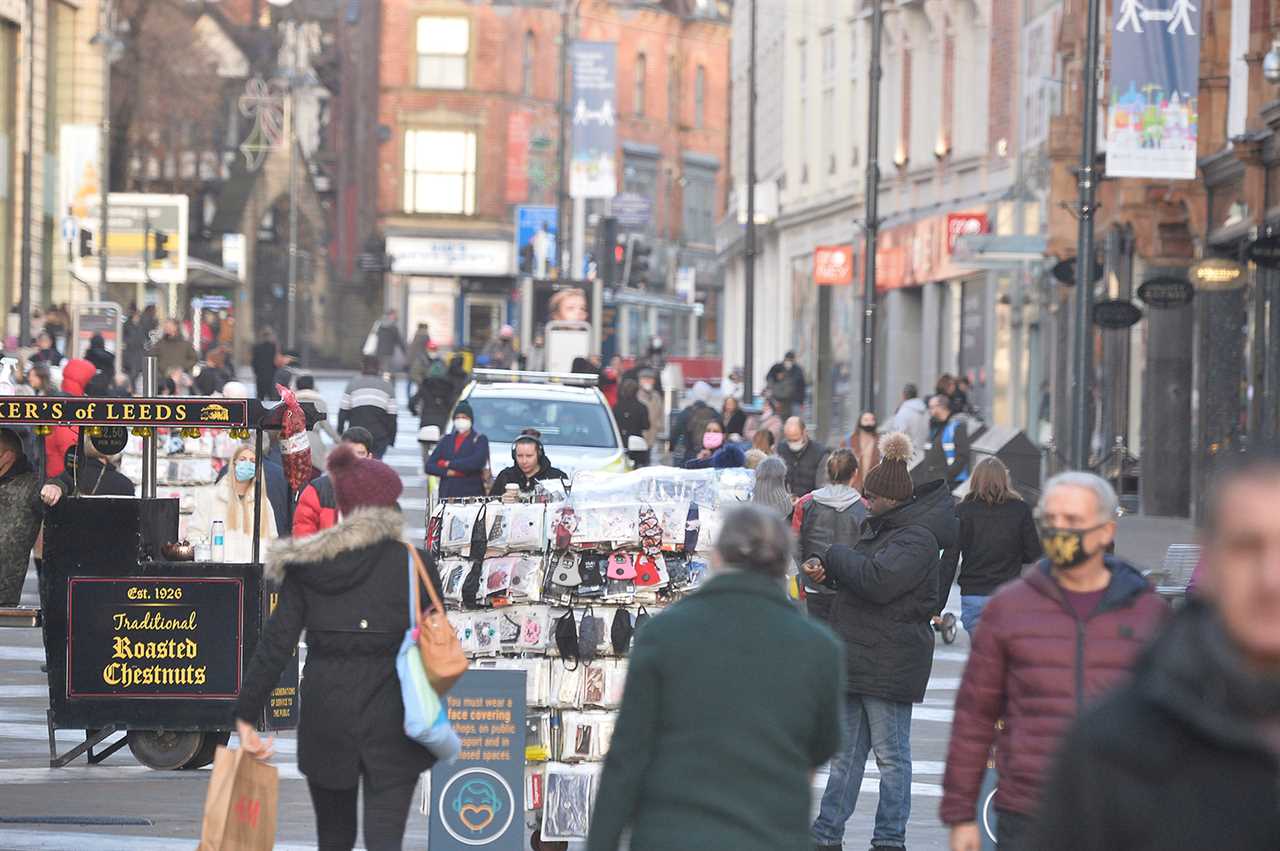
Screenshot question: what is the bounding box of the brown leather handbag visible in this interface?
[407,544,469,694]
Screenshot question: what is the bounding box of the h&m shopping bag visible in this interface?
[197,745,278,851]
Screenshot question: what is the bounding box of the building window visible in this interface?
[623,149,659,232]
[416,17,469,89]
[823,88,834,174]
[694,66,706,129]
[403,129,477,215]
[668,56,680,125]
[634,52,647,116]
[850,79,860,166]
[522,31,535,97]
[682,165,716,245]
[821,28,835,83]
[849,21,858,79]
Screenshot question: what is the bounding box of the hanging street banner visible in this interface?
[515,205,559,280]
[569,42,618,199]
[1105,0,1201,180]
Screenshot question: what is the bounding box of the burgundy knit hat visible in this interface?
[327,444,403,516]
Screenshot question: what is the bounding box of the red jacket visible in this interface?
[43,359,96,477]
[939,558,1168,822]
[293,475,338,537]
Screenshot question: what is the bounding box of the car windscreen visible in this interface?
[465,395,618,449]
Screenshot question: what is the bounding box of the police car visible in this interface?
[419,369,647,499]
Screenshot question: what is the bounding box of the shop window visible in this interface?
[403,129,477,215]
[416,17,469,89]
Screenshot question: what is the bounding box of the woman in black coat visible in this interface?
[613,378,650,465]
[235,445,443,851]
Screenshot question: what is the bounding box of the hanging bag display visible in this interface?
[461,502,489,608]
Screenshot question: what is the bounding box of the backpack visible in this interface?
[427,358,449,380]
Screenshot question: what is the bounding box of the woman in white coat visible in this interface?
[189,443,277,562]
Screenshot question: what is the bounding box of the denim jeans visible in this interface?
[811,694,913,846]
[960,594,991,635]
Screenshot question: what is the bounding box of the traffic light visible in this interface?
[78,228,94,258]
[595,216,618,285]
[152,229,170,261]
[627,237,652,287]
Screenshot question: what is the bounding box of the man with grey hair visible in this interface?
[1032,448,1280,848]
[939,471,1167,851]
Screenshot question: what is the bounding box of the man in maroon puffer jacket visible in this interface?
[939,471,1168,851]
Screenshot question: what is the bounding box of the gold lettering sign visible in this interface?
[0,396,248,428]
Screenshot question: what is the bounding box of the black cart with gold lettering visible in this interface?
[0,395,315,770]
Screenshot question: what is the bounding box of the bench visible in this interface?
[0,607,42,628]
[1148,544,1200,604]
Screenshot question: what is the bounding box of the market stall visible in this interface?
[0,392,320,770]
[430,465,754,844]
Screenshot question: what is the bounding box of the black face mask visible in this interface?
[611,609,634,654]
[859,423,877,433]
[555,610,580,669]
[578,609,603,663]
[1039,524,1106,569]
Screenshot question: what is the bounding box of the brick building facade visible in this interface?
[376,0,729,358]
[1046,0,1279,518]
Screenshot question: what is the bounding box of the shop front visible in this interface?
[386,235,515,353]
[871,209,990,418]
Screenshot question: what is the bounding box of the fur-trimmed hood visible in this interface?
[265,506,404,584]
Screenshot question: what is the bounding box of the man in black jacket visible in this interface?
[1032,450,1280,851]
[39,441,136,505]
[802,433,958,851]
[765,351,805,418]
[778,416,827,497]
[918,394,970,489]
[490,431,566,497]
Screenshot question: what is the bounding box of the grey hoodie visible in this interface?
[798,484,866,593]
[890,396,930,457]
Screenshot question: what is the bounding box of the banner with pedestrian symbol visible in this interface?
[1106,0,1201,180]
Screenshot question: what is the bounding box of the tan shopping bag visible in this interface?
[197,745,278,850]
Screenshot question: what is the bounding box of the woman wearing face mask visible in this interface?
[683,420,746,469]
[189,444,278,562]
[847,411,881,491]
[425,400,490,499]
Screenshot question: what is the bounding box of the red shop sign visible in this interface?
[946,212,989,254]
[814,244,855,285]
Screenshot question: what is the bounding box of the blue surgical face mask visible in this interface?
[234,460,256,482]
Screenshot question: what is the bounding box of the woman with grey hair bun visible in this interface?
[751,455,795,519]
[589,503,845,851]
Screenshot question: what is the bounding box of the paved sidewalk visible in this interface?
[1114,513,1197,571]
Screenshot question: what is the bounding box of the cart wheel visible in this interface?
[182,730,231,770]
[127,730,205,770]
[941,612,958,645]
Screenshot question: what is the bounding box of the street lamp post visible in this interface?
[18,0,34,344]
[743,0,757,401]
[1070,0,1102,469]
[860,0,884,414]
